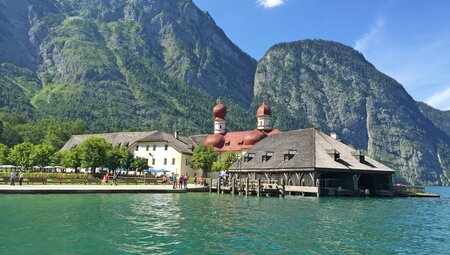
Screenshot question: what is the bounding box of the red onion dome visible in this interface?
[213,102,227,119]
[204,133,225,148]
[243,130,268,146]
[256,102,271,117]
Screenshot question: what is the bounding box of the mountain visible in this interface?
[253,40,450,185]
[0,0,255,132]
[417,102,450,137]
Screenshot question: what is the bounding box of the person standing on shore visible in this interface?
[112,173,118,186]
[179,175,183,189]
[194,176,197,187]
[183,175,187,189]
[19,172,24,186]
[172,174,177,189]
[10,171,16,186]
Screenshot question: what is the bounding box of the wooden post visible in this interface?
[217,178,221,195]
[257,178,261,197]
[281,178,285,198]
[246,178,249,196]
[209,180,212,193]
[316,179,320,198]
[231,178,236,196]
[288,179,292,196]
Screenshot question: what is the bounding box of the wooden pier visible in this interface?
[210,178,320,198]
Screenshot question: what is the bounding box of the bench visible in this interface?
[26,177,47,185]
[84,178,101,185]
[124,178,138,185]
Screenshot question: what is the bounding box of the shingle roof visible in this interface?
[61,131,158,151]
[229,128,395,173]
[133,131,194,155]
[61,131,194,155]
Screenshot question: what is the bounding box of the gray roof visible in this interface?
[187,134,208,146]
[229,128,395,173]
[61,131,194,155]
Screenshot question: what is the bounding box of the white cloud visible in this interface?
[426,87,450,110]
[257,0,285,9]
[354,17,386,53]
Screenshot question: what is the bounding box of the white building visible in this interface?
[61,131,202,177]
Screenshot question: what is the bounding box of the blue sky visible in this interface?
[193,0,450,111]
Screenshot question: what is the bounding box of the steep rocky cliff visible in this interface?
[253,40,450,184]
[0,0,255,132]
[417,102,450,137]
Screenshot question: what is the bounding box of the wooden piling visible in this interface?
[217,178,221,195]
[281,178,285,198]
[246,178,249,196]
[231,178,235,196]
[257,178,261,197]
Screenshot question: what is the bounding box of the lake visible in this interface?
[1,187,449,254]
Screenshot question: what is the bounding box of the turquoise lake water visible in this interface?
[1,187,449,255]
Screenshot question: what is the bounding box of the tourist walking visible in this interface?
[19,172,24,186]
[112,173,118,186]
[194,176,197,187]
[103,174,110,185]
[162,174,167,186]
[179,175,183,189]
[10,171,16,186]
[172,175,177,189]
[183,175,187,189]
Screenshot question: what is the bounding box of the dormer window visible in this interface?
[238,140,243,146]
[262,152,274,162]
[243,153,255,163]
[326,149,340,161]
[283,150,297,161]
[225,141,230,146]
[352,150,365,163]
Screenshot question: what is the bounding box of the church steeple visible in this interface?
[256,101,272,131]
[212,100,227,134]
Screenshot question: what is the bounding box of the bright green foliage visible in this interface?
[190,144,217,177]
[0,144,9,165]
[106,145,133,171]
[8,142,34,169]
[77,137,112,173]
[29,144,57,167]
[130,157,148,174]
[60,149,82,172]
[212,152,239,172]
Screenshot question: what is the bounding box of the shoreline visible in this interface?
[0,184,208,194]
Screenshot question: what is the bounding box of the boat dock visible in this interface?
[0,185,208,194]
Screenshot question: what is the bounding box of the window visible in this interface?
[283,150,297,161]
[164,158,167,165]
[262,152,273,162]
[225,141,230,146]
[237,140,243,146]
[243,153,255,163]
[135,146,139,151]
[153,145,156,151]
[172,158,175,165]
[185,158,189,165]
[146,145,149,151]
[152,158,155,165]
[165,144,168,151]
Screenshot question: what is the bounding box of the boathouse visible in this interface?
[227,128,395,196]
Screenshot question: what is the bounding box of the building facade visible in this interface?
[61,131,200,177]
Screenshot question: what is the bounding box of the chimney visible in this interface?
[330,133,338,140]
[174,130,179,139]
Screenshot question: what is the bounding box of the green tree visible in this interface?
[190,144,217,177]
[77,137,112,175]
[29,143,56,167]
[117,146,133,171]
[212,151,239,172]
[60,149,82,173]
[8,142,34,169]
[0,143,9,165]
[130,157,148,176]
